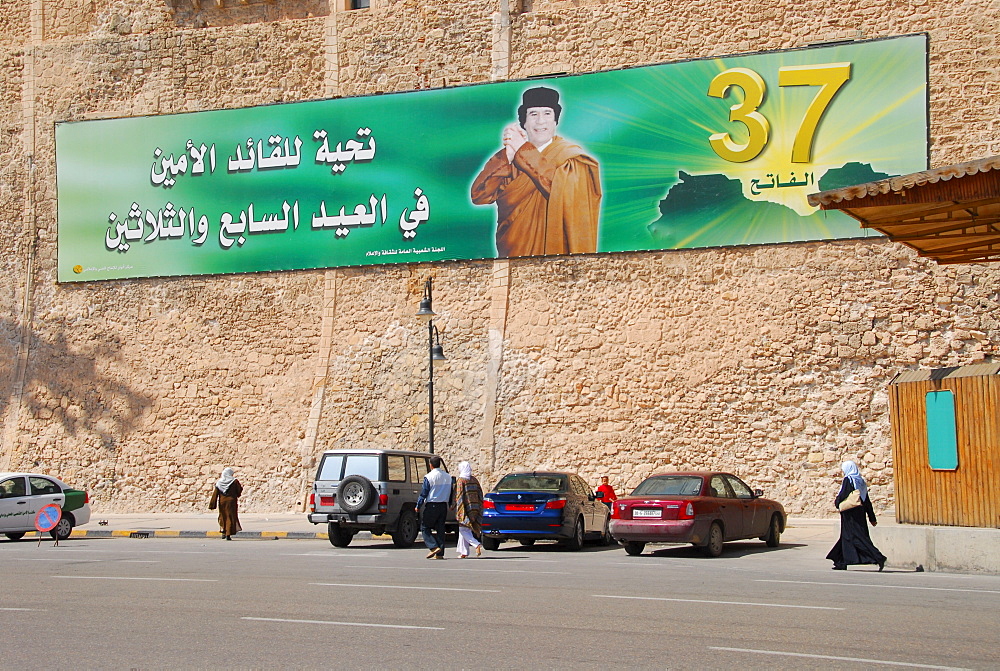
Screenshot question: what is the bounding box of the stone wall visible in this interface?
[0,0,997,516]
[314,241,1000,516]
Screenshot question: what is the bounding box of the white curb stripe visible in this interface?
[311,582,500,592]
[757,579,1000,594]
[710,646,970,669]
[53,576,216,582]
[242,617,444,630]
[593,594,843,610]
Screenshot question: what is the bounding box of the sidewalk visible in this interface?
[70,513,842,544]
[71,512,327,540]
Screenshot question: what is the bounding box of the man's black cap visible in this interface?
[518,87,562,125]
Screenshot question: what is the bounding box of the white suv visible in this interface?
[307,449,455,548]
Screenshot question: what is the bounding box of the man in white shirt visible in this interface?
[416,455,452,559]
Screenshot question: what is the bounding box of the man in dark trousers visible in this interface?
[417,455,452,559]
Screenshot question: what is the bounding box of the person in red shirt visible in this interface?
[596,476,617,510]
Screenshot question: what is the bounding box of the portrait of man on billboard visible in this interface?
[471,86,602,259]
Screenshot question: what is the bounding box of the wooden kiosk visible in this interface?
[888,363,1000,528]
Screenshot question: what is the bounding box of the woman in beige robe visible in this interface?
[453,461,484,558]
[209,467,243,540]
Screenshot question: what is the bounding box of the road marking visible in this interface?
[12,557,157,564]
[609,559,763,574]
[758,579,1000,595]
[53,549,224,556]
[311,582,501,593]
[345,565,571,575]
[281,553,389,558]
[610,562,694,568]
[53,576,216,582]
[133,550,226,555]
[9,558,103,562]
[709,646,970,669]
[1,607,44,611]
[242,617,444,631]
[593,595,843,610]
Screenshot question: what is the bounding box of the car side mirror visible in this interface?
[753,489,763,498]
[595,491,605,499]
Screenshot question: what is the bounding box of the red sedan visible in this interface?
[609,471,785,557]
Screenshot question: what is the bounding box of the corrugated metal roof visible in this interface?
[806,156,1000,265]
[808,155,1000,207]
[890,363,1000,384]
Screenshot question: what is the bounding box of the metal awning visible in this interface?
[890,363,1000,385]
[807,155,1000,264]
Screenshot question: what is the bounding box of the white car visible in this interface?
[0,472,91,540]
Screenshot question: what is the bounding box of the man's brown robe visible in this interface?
[209,480,243,536]
[471,136,601,258]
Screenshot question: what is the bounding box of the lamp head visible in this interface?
[416,296,435,320]
[416,278,435,320]
[431,324,446,360]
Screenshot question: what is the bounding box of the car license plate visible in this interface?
[633,508,662,518]
[505,504,535,511]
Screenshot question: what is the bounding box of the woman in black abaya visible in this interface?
[827,461,886,571]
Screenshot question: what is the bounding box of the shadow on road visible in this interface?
[474,541,624,554]
[639,541,808,559]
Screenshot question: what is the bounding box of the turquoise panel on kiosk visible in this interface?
[925,390,958,470]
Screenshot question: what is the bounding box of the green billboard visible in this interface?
[55,34,928,282]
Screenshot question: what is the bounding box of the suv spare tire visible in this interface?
[338,475,377,513]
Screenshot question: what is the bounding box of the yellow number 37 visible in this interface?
[708,63,851,164]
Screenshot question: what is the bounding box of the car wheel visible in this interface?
[50,515,74,541]
[482,536,501,551]
[337,475,376,513]
[5,532,26,541]
[328,523,354,548]
[623,541,645,556]
[599,516,613,546]
[391,509,419,548]
[764,514,782,547]
[518,539,536,547]
[563,517,585,551]
[702,522,724,557]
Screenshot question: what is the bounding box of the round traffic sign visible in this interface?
[35,504,62,532]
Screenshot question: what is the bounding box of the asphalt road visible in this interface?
[3,534,998,669]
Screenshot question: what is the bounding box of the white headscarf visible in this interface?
[842,461,868,501]
[458,461,473,479]
[216,467,236,494]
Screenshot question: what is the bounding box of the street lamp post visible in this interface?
[416,278,446,454]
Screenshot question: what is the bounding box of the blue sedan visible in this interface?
[480,471,612,551]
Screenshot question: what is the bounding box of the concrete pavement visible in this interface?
[61,512,1000,574]
[68,512,841,544]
